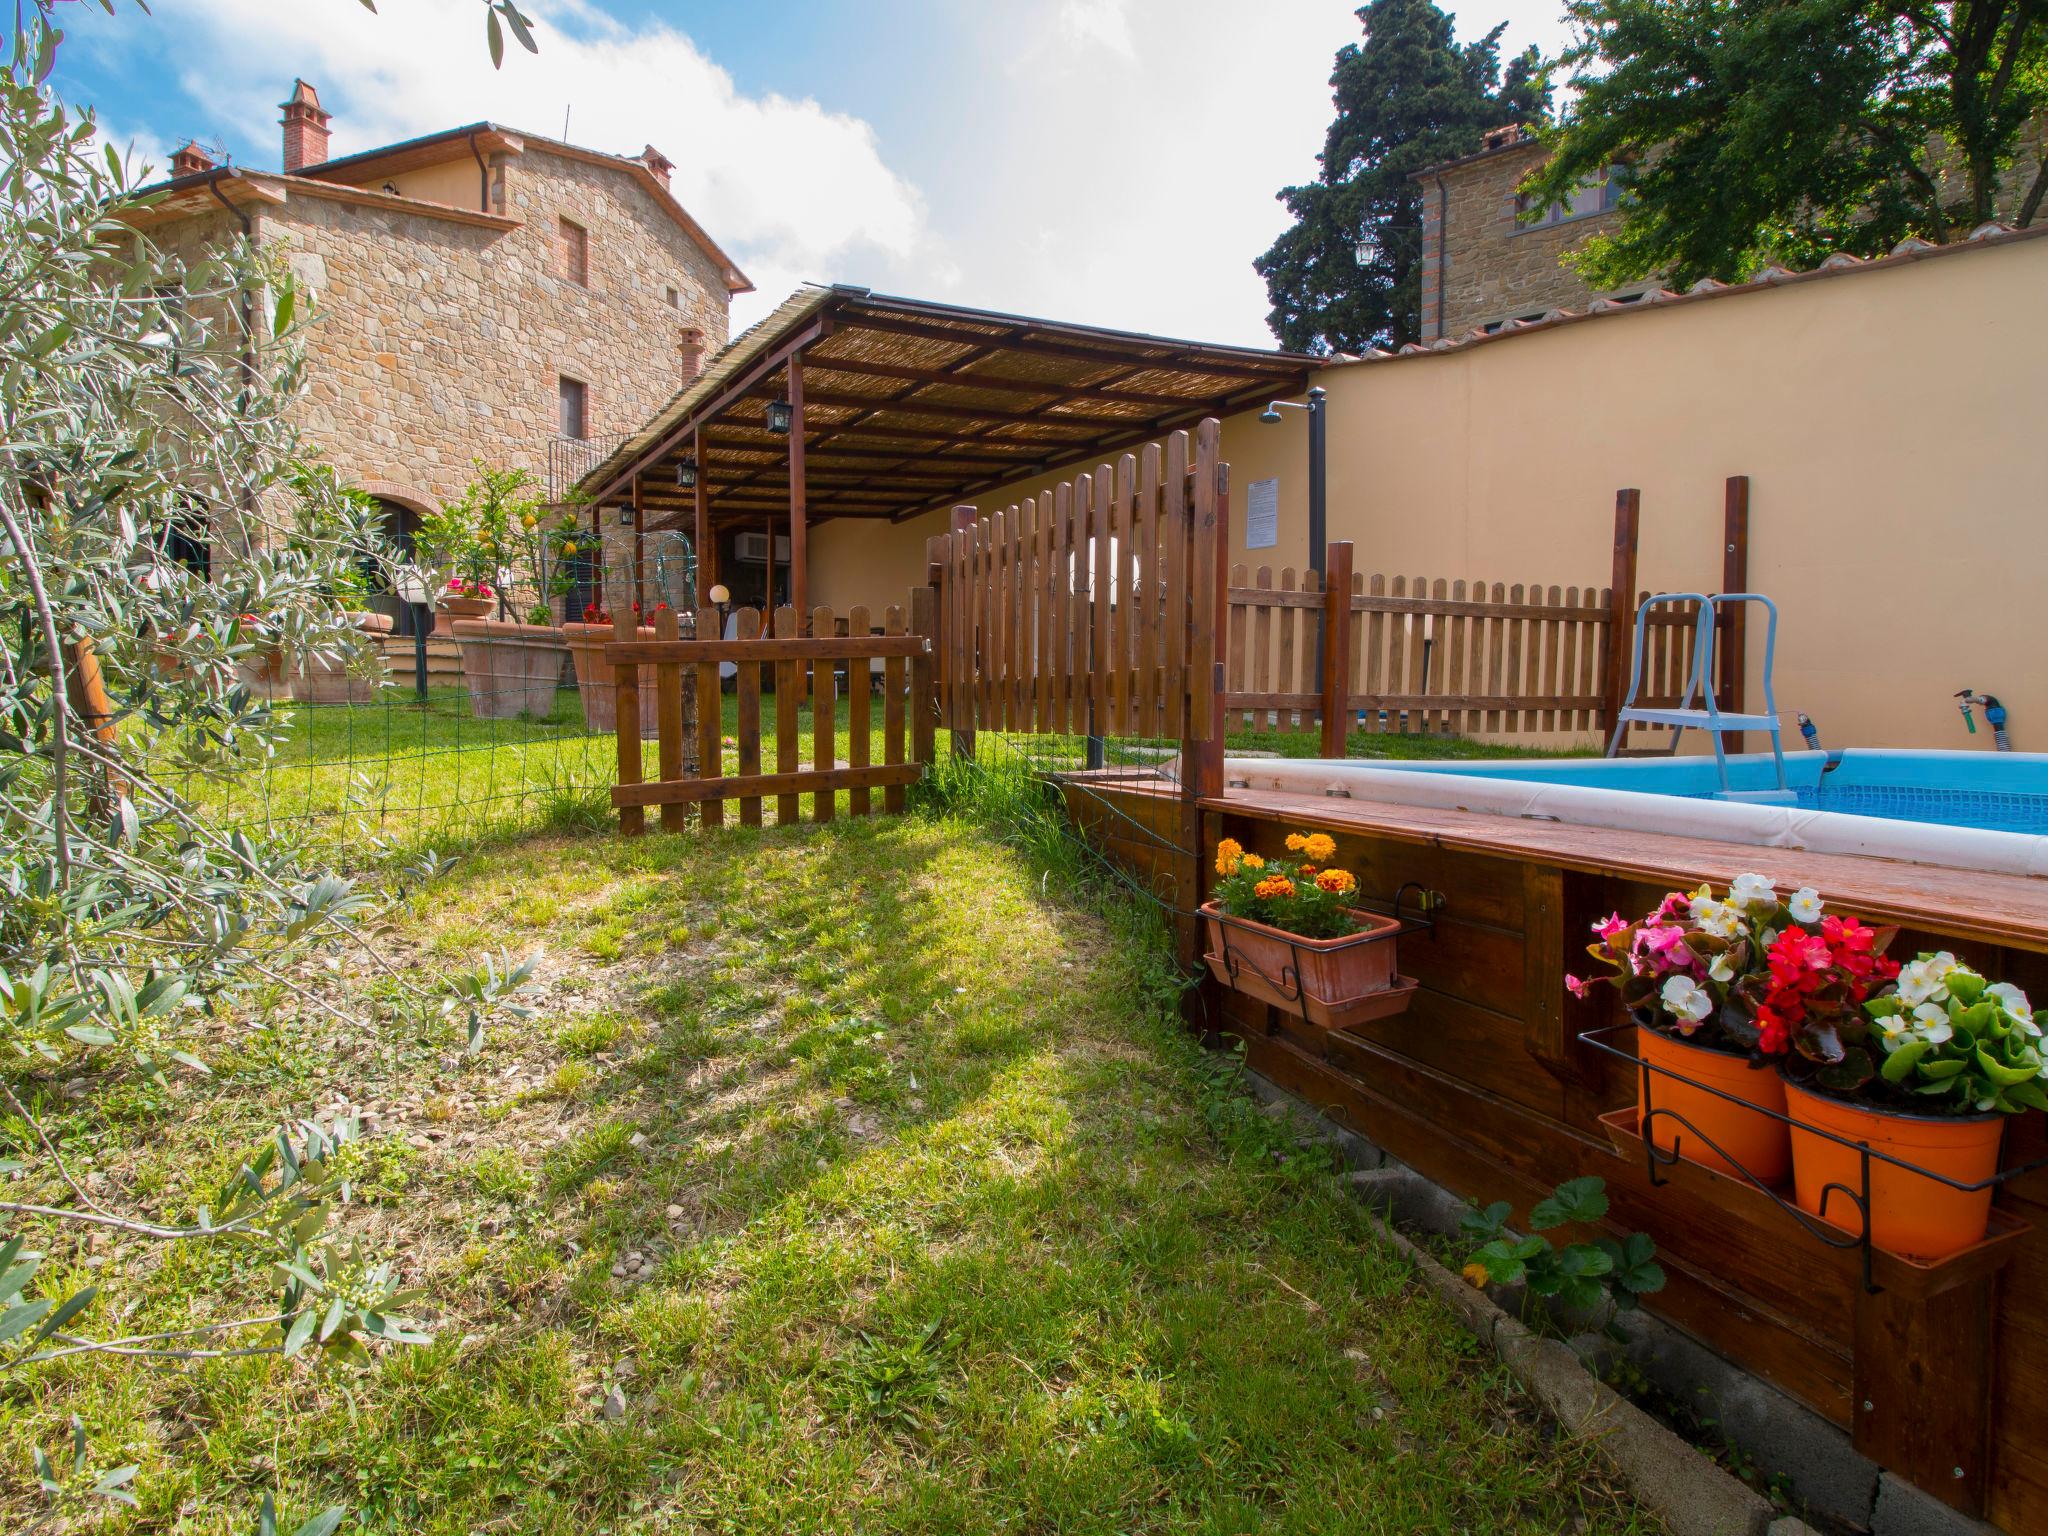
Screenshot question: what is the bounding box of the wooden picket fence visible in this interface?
[1227,567,1732,741]
[608,600,935,833]
[928,420,1225,743]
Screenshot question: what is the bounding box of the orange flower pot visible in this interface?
[1782,1076,2006,1261]
[1635,1025,1791,1184]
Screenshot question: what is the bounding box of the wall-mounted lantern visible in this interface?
[675,458,698,490]
[764,399,794,436]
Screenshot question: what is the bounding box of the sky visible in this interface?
[53,0,1577,348]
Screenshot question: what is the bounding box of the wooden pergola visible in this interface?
[574,285,1313,620]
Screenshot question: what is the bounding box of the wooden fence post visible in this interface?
[948,504,977,762]
[1720,475,1750,751]
[910,584,937,771]
[1320,541,1355,758]
[653,607,685,834]
[1187,419,1229,804]
[613,616,645,837]
[1600,488,1641,747]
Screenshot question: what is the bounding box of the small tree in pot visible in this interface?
[427,464,569,720]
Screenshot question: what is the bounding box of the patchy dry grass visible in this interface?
[1,815,1658,1534]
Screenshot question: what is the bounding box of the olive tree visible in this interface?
[3,4,534,1524]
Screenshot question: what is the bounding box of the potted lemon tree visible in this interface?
[426,463,570,720]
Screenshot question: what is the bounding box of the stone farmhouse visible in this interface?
[1411,124,1655,342]
[131,79,751,635]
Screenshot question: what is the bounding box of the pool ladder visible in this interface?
[1607,592,1793,803]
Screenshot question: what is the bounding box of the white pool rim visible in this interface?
[1223,754,2048,880]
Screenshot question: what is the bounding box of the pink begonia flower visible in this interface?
[1636,923,1695,972]
[1566,974,1592,999]
[1594,913,1629,943]
[1654,891,1690,922]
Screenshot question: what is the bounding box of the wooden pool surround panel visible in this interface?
[1055,776,2048,1527]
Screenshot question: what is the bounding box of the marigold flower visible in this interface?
[1302,833,1337,863]
[1299,863,1318,877]
[1240,853,1265,871]
[1461,1262,1490,1289]
[1285,832,1308,852]
[1215,837,1243,876]
[1316,868,1357,896]
[1253,875,1295,901]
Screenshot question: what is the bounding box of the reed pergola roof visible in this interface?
[575,285,1314,537]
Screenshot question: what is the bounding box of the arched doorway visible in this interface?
[365,492,426,636]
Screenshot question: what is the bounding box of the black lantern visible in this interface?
[675,457,698,489]
[764,398,794,435]
[617,506,636,528]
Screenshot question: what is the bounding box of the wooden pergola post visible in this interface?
[693,424,712,608]
[787,353,808,628]
[632,478,647,618]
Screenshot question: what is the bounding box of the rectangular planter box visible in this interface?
[1200,901,1417,1030]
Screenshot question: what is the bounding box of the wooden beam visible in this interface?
[579,313,829,508]
[802,354,1218,410]
[745,382,1140,430]
[1602,488,1642,741]
[788,353,808,627]
[831,309,1312,380]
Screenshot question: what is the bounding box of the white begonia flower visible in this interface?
[1660,973,1713,1026]
[1730,873,1777,909]
[1896,952,1959,1007]
[1786,887,1823,924]
[1692,901,1742,940]
[1687,888,1720,922]
[1988,981,2037,1035]
[1708,953,1736,983]
[1908,1001,1955,1045]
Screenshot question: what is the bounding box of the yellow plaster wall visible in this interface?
[810,234,2048,750]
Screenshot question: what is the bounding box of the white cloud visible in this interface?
[102,0,1572,348]
[128,0,933,332]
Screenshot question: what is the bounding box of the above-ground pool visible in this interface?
[1224,750,2048,877]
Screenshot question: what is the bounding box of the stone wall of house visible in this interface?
[256,143,731,519]
[1418,140,1651,340]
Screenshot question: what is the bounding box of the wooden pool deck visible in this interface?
[1055,767,2048,1528]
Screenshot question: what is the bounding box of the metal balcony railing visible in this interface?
[546,430,630,505]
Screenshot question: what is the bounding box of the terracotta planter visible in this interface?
[1200,902,1417,1030]
[1634,1023,1791,1183]
[561,622,659,734]
[1782,1075,2006,1261]
[450,619,565,720]
[434,593,495,637]
[234,646,288,701]
[291,612,394,705]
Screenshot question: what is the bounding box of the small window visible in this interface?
[664,285,680,308]
[559,376,588,440]
[558,216,588,286]
[1517,165,1626,227]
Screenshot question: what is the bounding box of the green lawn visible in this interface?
[1,813,1656,1534]
[159,687,1568,867]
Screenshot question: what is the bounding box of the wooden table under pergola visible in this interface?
[572,284,1313,622]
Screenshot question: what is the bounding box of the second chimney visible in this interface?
[638,144,674,189]
[280,79,331,173]
[171,140,216,178]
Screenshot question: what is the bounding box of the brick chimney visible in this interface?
[280,79,331,173]
[638,144,674,189]
[170,140,216,178]
[677,326,705,380]
[1480,123,1528,152]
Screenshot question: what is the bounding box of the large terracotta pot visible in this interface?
[233,646,288,701]
[292,612,394,706]
[1782,1075,2006,1261]
[1200,902,1416,1030]
[434,593,495,637]
[450,619,565,720]
[561,622,659,734]
[1634,1023,1791,1183]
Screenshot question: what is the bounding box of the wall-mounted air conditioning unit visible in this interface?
[734,531,792,564]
